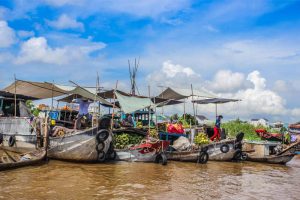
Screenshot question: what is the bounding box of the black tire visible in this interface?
[0,133,3,144]
[240,152,248,161]
[98,117,111,129]
[106,150,117,160]
[235,132,244,143]
[96,130,109,142]
[220,144,230,153]
[233,149,242,160]
[197,152,209,164]
[96,141,105,152]
[97,151,106,162]
[107,142,114,154]
[155,153,167,165]
[8,135,16,147]
[201,146,209,152]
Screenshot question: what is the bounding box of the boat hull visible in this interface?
[247,154,295,164]
[167,139,238,162]
[48,127,112,162]
[0,149,47,171]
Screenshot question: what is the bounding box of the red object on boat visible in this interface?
[255,129,282,140]
[130,140,170,154]
[167,124,184,134]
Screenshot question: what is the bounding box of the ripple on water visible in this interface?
[0,157,299,200]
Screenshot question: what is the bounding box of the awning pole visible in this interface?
[111,80,118,130]
[51,80,54,111]
[14,74,17,117]
[191,84,196,125]
[148,85,151,137]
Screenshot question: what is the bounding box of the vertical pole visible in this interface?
[183,99,186,121]
[14,74,17,117]
[111,80,118,130]
[191,84,196,125]
[215,104,218,118]
[148,85,151,138]
[51,80,54,111]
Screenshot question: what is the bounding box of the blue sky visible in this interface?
[0,0,300,122]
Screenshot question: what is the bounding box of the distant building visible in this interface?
[249,118,269,127]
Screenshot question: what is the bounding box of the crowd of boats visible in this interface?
[0,79,299,171]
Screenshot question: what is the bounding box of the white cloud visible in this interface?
[162,60,197,78]
[246,70,266,90]
[17,30,35,38]
[208,70,245,92]
[15,37,105,65]
[0,20,16,48]
[47,14,84,30]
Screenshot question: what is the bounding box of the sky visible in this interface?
[0,0,300,122]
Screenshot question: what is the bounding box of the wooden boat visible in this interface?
[115,139,169,165]
[0,126,48,171]
[47,126,114,162]
[243,140,300,164]
[0,148,47,171]
[166,137,244,163]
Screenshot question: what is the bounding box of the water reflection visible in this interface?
[0,156,299,200]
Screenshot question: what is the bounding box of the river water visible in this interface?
[0,155,299,200]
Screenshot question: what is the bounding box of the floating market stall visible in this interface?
[1,79,115,162]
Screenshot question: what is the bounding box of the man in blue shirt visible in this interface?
[210,115,223,141]
[72,98,91,129]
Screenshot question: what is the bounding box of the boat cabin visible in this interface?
[243,141,281,156]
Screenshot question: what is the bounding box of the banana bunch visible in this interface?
[149,129,158,138]
[136,121,143,128]
[194,133,209,145]
[114,133,144,149]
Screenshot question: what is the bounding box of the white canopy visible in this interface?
[115,91,154,114]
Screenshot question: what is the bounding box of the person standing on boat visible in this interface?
[210,115,223,141]
[72,97,92,130]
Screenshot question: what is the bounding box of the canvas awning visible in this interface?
[115,91,154,113]
[158,87,216,100]
[3,80,69,99]
[192,98,240,104]
[2,80,112,105]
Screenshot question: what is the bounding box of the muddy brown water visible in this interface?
[0,154,299,200]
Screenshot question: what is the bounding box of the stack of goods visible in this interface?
[194,133,209,145]
[149,129,158,138]
[113,133,144,149]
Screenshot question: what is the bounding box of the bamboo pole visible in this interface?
[191,84,196,125]
[111,80,118,130]
[14,74,17,117]
[148,85,151,137]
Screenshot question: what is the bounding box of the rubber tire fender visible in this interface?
[197,151,209,164]
[240,152,248,161]
[96,129,110,142]
[96,141,105,152]
[201,146,209,152]
[106,150,117,160]
[155,153,167,165]
[0,133,3,144]
[233,149,242,160]
[220,144,230,153]
[8,135,16,147]
[97,150,106,162]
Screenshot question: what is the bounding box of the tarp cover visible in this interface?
[3,80,112,105]
[3,80,68,99]
[192,98,240,104]
[115,91,153,113]
[158,87,216,100]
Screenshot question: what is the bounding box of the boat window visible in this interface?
[269,146,276,155]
